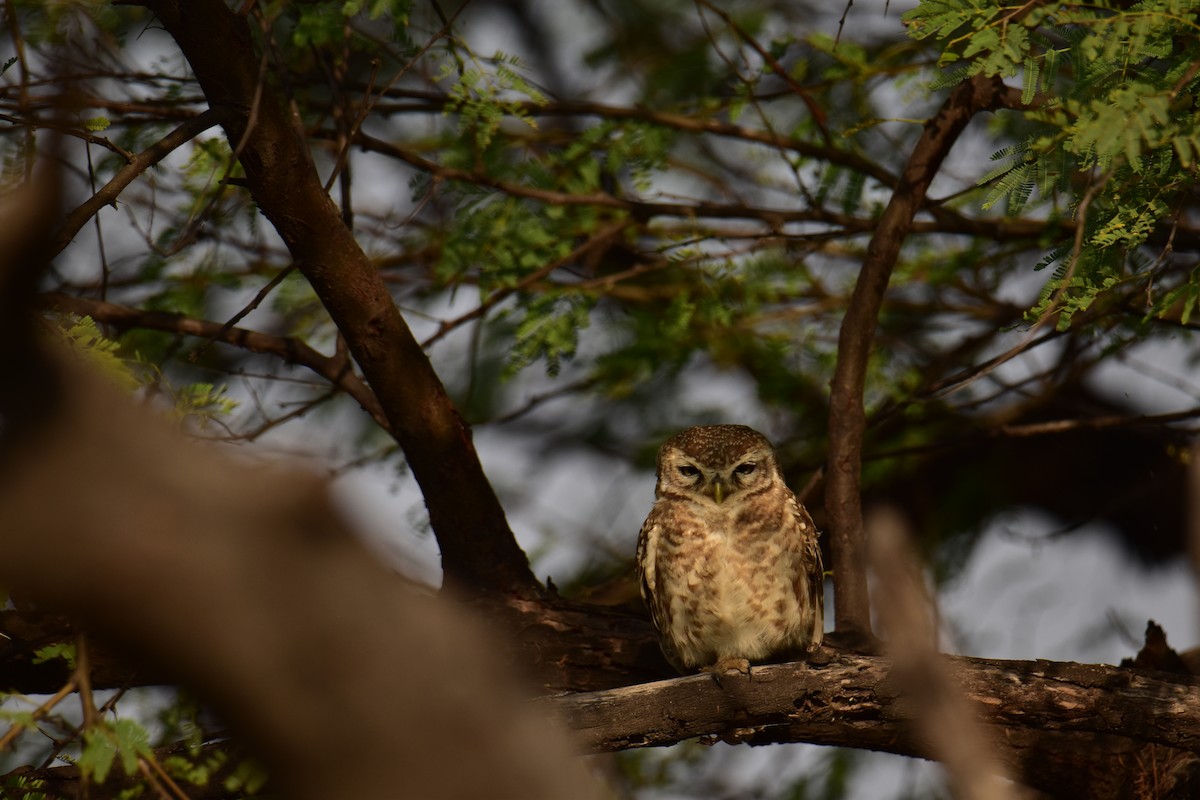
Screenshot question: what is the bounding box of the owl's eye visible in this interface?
[734,462,757,476]
[678,465,701,478]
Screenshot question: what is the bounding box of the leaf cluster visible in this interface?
[907,0,1200,328]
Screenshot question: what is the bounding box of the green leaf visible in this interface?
[506,293,594,378]
[112,719,152,776]
[223,757,269,794]
[51,315,140,391]
[80,729,119,783]
[32,642,76,669]
[79,720,153,784]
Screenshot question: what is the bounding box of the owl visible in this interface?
[636,425,824,675]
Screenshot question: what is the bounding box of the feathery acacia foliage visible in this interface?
[907,0,1200,327]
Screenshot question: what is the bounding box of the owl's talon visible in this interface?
[702,657,751,681]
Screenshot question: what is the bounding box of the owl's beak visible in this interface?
[704,477,730,504]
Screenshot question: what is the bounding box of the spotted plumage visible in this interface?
[636,425,824,673]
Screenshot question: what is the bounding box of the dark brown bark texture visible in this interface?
[548,652,1200,799]
[133,0,538,597]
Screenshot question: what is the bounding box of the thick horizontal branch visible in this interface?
[548,651,1200,794]
[40,292,389,430]
[551,652,1200,753]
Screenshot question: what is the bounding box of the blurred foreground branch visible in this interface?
[868,506,1015,800]
[0,168,600,800]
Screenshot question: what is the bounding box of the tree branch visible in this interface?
[0,355,600,800]
[134,0,539,596]
[825,74,1014,640]
[547,651,1200,797]
[367,92,893,185]
[40,291,390,431]
[355,131,1200,255]
[0,122,597,800]
[51,108,229,258]
[420,219,630,348]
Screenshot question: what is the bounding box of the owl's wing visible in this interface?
[636,506,683,669]
[790,494,825,650]
[635,510,660,611]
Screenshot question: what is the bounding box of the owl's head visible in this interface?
[655,424,780,505]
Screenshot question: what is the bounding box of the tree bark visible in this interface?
[547,652,1200,798]
[129,0,538,597]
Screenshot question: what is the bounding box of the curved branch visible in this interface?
[825,74,1014,641]
[40,292,389,431]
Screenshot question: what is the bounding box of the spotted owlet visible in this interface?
[636,425,824,674]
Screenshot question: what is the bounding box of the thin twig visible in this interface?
[41,292,389,432]
[1034,169,1108,331]
[141,752,193,800]
[0,113,135,160]
[992,405,1200,437]
[488,377,599,425]
[835,0,854,48]
[190,263,297,361]
[136,757,177,800]
[323,0,472,193]
[0,679,78,752]
[918,328,1067,400]
[52,108,229,257]
[695,0,831,144]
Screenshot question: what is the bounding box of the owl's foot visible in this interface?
[702,657,751,680]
